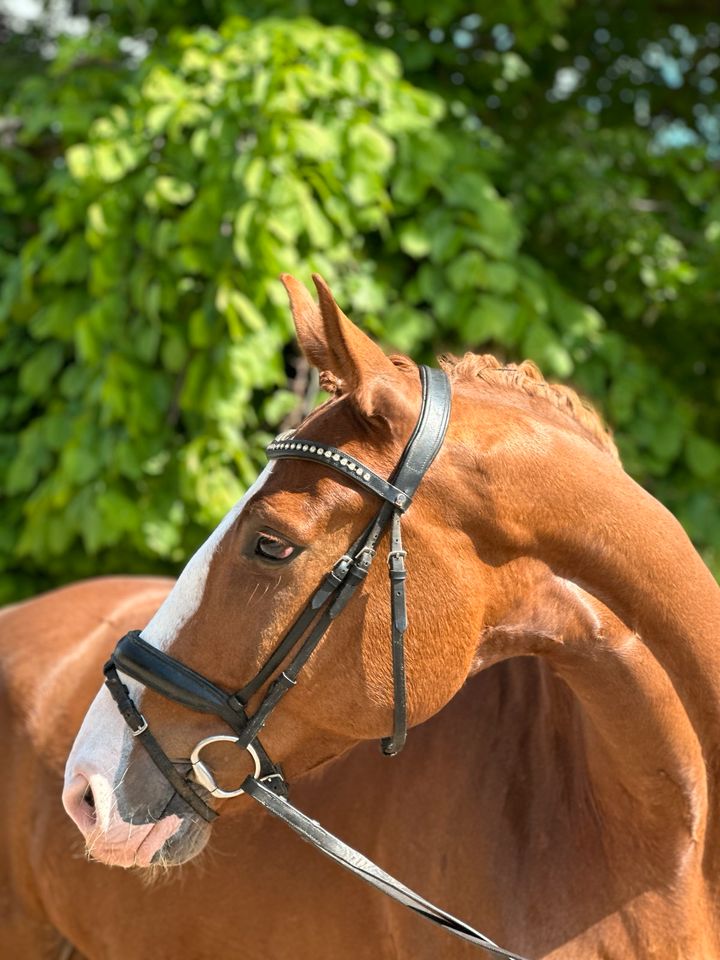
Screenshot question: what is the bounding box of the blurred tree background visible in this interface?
[0,0,718,602]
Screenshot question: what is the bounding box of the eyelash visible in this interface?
[254,532,297,562]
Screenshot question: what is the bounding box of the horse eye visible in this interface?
[255,533,297,562]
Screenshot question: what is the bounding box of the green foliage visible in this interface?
[81,0,572,51]
[0,4,718,601]
[0,18,562,599]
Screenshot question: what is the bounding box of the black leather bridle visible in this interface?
[102,365,529,960]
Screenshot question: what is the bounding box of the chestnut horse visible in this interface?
[2,275,719,959]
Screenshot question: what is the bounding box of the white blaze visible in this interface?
[141,463,275,652]
[64,465,274,790]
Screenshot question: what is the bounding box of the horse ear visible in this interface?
[280,273,414,425]
[310,273,412,424]
[280,274,330,371]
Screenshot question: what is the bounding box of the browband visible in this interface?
[266,366,452,513]
[266,436,412,510]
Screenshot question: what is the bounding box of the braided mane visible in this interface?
[318,349,618,463]
[438,352,619,462]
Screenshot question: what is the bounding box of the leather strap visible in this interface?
[104,661,218,821]
[243,777,530,960]
[379,366,451,753]
[113,631,244,726]
[234,544,366,704]
[385,366,452,502]
[230,542,375,752]
[266,439,412,511]
[382,509,408,755]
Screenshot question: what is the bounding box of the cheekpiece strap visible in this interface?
[264,365,452,761]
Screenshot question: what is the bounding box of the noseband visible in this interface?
[102,365,529,960]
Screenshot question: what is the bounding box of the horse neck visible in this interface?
[457,397,720,876]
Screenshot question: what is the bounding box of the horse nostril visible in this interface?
[83,784,96,818]
[62,773,106,834]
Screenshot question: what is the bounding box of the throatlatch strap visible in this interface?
[263,365,452,758]
[382,509,408,756]
[243,778,530,960]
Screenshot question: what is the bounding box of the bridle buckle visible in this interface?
[132,715,149,737]
[355,546,376,566]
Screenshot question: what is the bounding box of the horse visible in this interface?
[1,273,719,959]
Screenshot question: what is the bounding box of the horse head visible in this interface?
[63,275,491,867]
[60,270,720,958]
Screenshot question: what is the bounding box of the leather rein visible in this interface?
[103,365,529,960]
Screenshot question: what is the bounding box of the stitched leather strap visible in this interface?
[234,541,367,704]
[386,366,452,502]
[113,631,243,726]
[382,509,408,755]
[243,778,530,960]
[104,661,218,821]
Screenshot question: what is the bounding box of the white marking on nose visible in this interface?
[63,464,275,819]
